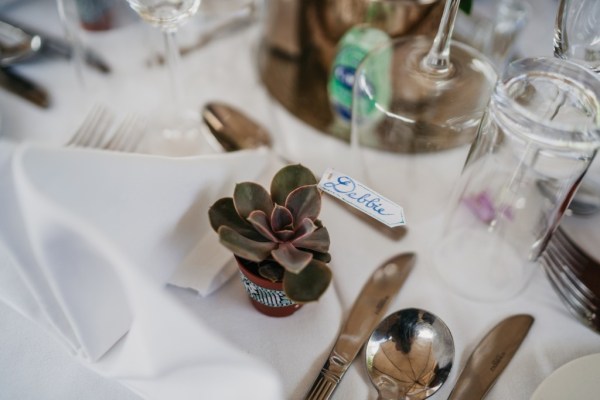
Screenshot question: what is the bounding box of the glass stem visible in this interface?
[423,0,461,75]
[56,0,86,88]
[163,29,183,113]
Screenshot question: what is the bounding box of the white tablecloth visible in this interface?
[1,0,600,399]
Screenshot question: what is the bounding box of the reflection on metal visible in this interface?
[258,0,445,146]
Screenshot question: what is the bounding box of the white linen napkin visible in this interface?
[0,140,283,398]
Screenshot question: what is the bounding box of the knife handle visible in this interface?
[305,354,348,400]
[304,370,339,400]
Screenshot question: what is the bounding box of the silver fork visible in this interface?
[103,114,145,153]
[540,227,600,332]
[67,105,114,148]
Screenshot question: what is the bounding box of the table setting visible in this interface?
[1,0,600,399]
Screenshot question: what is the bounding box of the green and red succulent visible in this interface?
[208,164,332,303]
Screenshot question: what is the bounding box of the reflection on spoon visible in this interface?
[201,101,272,152]
[365,308,454,400]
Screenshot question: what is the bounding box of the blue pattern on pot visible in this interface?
[240,273,295,308]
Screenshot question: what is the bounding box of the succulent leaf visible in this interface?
[247,210,279,242]
[208,198,265,241]
[271,204,293,232]
[258,262,285,282]
[271,242,313,273]
[293,218,318,240]
[233,182,273,219]
[275,229,295,242]
[270,164,317,205]
[311,251,332,263]
[293,226,330,253]
[218,226,276,262]
[283,259,332,303]
[285,186,321,225]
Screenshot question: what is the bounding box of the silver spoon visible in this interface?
[0,20,42,66]
[201,102,272,152]
[365,308,454,400]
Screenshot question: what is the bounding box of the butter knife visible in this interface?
[304,252,416,400]
[0,66,49,108]
[448,314,534,400]
[0,18,110,74]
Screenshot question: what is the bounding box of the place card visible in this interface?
[318,168,406,227]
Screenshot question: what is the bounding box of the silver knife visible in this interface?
[304,252,416,400]
[0,66,49,108]
[448,314,534,400]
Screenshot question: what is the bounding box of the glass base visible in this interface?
[139,108,219,157]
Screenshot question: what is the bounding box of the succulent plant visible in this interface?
[208,164,332,303]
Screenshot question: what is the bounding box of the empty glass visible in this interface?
[433,57,600,301]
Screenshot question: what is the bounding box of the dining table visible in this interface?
[1,0,600,399]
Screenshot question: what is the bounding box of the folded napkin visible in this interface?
[0,140,283,398]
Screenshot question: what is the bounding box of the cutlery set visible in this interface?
[305,253,533,400]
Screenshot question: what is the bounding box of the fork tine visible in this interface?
[541,253,599,330]
[104,114,145,152]
[119,117,145,152]
[541,256,596,320]
[553,228,592,267]
[551,228,600,294]
[544,243,599,308]
[67,105,102,146]
[68,105,108,147]
[67,105,114,148]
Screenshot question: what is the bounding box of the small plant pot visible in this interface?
[235,257,303,317]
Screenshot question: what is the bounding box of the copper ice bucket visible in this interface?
[260,0,444,137]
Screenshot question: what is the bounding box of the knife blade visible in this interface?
[0,18,110,74]
[448,314,534,400]
[0,66,49,108]
[304,252,416,400]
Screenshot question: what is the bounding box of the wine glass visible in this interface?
[350,0,498,222]
[125,0,208,156]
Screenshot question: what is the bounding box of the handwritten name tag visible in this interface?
[318,168,406,227]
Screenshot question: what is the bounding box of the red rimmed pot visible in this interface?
[235,257,303,317]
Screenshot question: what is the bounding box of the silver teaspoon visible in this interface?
[365,308,454,400]
[201,102,272,152]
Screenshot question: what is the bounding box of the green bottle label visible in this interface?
[328,25,391,125]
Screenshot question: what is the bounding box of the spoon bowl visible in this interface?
[365,308,454,400]
[201,102,272,152]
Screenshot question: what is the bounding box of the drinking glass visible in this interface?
[554,0,600,73]
[125,0,207,156]
[350,0,498,222]
[433,57,600,302]
[554,0,600,212]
